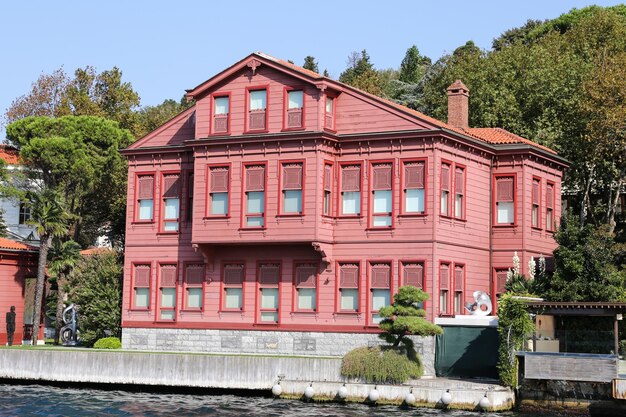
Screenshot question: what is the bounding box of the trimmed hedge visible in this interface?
[341,346,423,383]
[93,337,122,349]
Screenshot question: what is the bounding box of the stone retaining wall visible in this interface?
[122,328,436,376]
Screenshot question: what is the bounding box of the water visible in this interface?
[0,384,549,417]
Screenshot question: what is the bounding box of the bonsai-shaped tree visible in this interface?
[378,286,443,348]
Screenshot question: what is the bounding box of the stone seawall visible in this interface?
[122,328,437,377]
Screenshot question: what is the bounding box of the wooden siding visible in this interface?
[0,252,38,345]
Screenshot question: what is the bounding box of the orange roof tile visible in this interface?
[80,247,113,256]
[465,128,557,154]
[0,145,20,164]
[0,237,37,251]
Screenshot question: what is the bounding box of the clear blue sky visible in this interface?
[0,1,622,137]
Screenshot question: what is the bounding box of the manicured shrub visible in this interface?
[93,337,122,349]
[620,340,626,356]
[341,346,423,383]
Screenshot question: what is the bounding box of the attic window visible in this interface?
[286,90,303,129]
[248,89,267,131]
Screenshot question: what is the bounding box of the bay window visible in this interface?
[341,164,361,215]
[403,161,425,214]
[495,176,515,225]
[371,163,393,227]
[281,162,303,214]
[244,164,266,227]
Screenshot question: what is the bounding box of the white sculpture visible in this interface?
[465,291,493,316]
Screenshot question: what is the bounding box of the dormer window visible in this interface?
[286,90,303,129]
[213,95,229,134]
[248,89,267,131]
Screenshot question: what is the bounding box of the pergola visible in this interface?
[525,301,626,355]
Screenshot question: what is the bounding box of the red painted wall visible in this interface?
[0,251,37,345]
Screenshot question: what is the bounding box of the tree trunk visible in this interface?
[54,272,66,345]
[580,166,594,227]
[32,234,51,345]
[606,179,623,235]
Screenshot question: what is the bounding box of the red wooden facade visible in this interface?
[121,53,567,334]
[0,238,38,345]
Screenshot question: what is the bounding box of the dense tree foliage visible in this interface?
[67,251,123,346]
[302,56,319,73]
[6,116,134,247]
[135,96,193,138]
[48,239,81,344]
[339,50,384,96]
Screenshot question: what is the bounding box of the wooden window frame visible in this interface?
[546,180,555,232]
[324,94,336,131]
[205,163,231,219]
[278,159,305,217]
[438,261,452,317]
[185,171,194,224]
[400,158,427,216]
[156,263,178,322]
[366,261,393,326]
[454,164,466,220]
[532,176,542,230]
[245,86,269,134]
[282,86,305,131]
[322,160,334,217]
[134,171,156,224]
[181,262,205,312]
[400,260,427,310]
[210,92,232,135]
[335,261,361,314]
[440,160,452,218]
[219,261,245,312]
[256,261,281,325]
[292,261,319,313]
[159,171,181,234]
[453,263,465,316]
[368,160,395,229]
[130,262,152,311]
[241,162,267,229]
[493,173,517,227]
[338,161,364,218]
[492,267,509,313]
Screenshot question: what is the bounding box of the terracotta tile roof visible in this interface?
[255,52,322,78]
[0,237,37,251]
[80,247,113,256]
[465,128,557,154]
[0,145,20,164]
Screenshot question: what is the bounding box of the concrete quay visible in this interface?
[0,347,514,411]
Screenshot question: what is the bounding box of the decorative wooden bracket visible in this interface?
[192,243,216,271]
[312,241,332,271]
[247,59,262,76]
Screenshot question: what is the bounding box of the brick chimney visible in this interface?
[447,80,469,129]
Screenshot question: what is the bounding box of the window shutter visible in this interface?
[339,264,359,288]
[532,179,540,205]
[210,167,229,193]
[324,165,332,191]
[134,265,150,287]
[214,114,228,133]
[163,174,180,198]
[496,270,508,294]
[439,264,449,290]
[546,184,554,209]
[404,162,424,189]
[287,109,302,128]
[370,264,391,288]
[282,163,302,190]
[160,265,177,287]
[496,177,514,202]
[403,263,423,288]
[295,264,317,288]
[186,265,204,286]
[455,167,464,194]
[455,266,464,291]
[259,264,280,285]
[441,164,451,191]
[245,165,265,191]
[138,175,154,199]
[341,165,361,192]
[249,110,266,130]
[372,164,392,191]
[224,264,244,285]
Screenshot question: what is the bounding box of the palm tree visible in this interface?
[48,239,81,344]
[26,190,69,345]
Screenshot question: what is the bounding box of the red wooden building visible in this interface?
[121,53,567,355]
[0,238,38,345]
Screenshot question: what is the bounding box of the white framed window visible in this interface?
[137,174,154,221]
[495,176,515,225]
[341,165,361,215]
[281,162,303,214]
[371,163,393,227]
[244,165,265,227]
[162,174,180,232]
[209,166,229,216]
[338,263,359,311]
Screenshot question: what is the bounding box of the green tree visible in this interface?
[26,189,69,345]
[302,56,319,73]
[6,115,134,247]
[135,97,192,138]
[5,66,141,136]
[546,213,626,302]
[339,50,385,96]
[497,294,534,387]
[67,250,122,346]
[492,19,545,51]
[398,45,431,83]
[378,286,442,348]
[48,239,81,344]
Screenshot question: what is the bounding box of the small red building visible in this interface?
[0,238,38,345]
[121,53,566,357]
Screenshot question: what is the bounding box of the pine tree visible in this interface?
[302,56,319,73]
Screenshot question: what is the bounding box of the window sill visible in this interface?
[281,127,305,132]
[254,323,280,327]
[218,309,244,313]
[323,127,337,134]
[291,310,317,314]
[180,309,203,313]
[397,213,426,218]
[531,226,543,231]
[244,129,269,134]
[366,227,394,232]
[493,224,516,228]
[276,213,303,218]
[154,320,177,324]
[203,215,230,220]
[129,308,151,312]
[334,311,361,315]
[157,232,180,236]
[132,221,155,225]
[453,217,467,222]
[208,132,231,136]
[336,215,362,219]
[238,227,266,231]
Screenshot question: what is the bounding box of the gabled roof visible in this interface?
[0,237,38,252]
[0,145,20,165]
[180,52,559,156]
